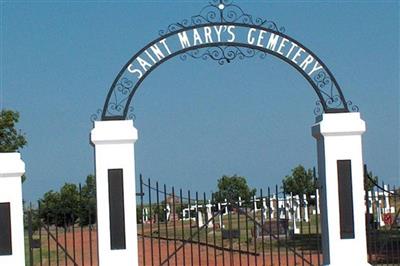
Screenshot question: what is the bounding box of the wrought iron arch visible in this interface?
[98,0,358,121]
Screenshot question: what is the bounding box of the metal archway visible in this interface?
[99,0,358,121]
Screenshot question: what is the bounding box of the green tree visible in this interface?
[0,109,27,152]
[214,175,256,203]
[79,175,97,225]
[39,175,96,227]
[39,190,61,225]
[282,165,316,197]
[39,183,80,227]
[0,110,28,182]
[59,183,80,227]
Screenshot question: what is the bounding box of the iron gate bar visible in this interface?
[307,193,313,265]
[203,192,209,266]
[195,192,201,266]
[211,193,217,266]
[388,184,394,265]
[365,188,372,262]
[172,187,178,266]
[55,211,59,266]
[395,186,400,264]
[163,184,170,266]
[28,206,34,266]
[382,182,389,265]
[46,203,51,266]
[187,190,194,266]
[221,198,226,266]
[63,213,67,266]
[78,184,85,266]
[313,170,321,266]
[156,182,162,266]
[252,196,257,266]
[228,201,233,266]
[148,179,154,266]
[244,200,250,266]
[267,187,273,266]
[283,189,290,266]
[260,189,265,266]
[86,183,95,266]
[38,203,43,266]
[41,224,79,266]
[236,195,241,266]
[179,189,186,266]
[140,175,146,266]
[276,185,282,266]
[71,212,76,264]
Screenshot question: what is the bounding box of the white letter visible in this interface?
[150,44,165,60]
[144,50,156,64]
[178,31,191,48]
[214,26,224,42]
[308,61,323,76]
[266,33,279,51]
[128,64,143,79]
[204,27,213,43]
[227,26,235,42]
[276,38,289,55]
[286,42,298,59]
[247,28,256,45]
[137,56,152,71]
[193,29,203,45]
[291,47,305,64]
[299,55,314,71]
[257,30,267,47]
[159,39,172,55]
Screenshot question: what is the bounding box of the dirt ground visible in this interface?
[138,237,321,266]
[49,229,321,265]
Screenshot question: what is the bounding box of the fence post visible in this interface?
[91,120,139,266]
[312,113,370,266]
[0,152,26,266]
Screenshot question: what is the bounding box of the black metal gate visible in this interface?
[137,175,322,266]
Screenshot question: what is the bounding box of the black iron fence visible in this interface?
[23,174,400,266]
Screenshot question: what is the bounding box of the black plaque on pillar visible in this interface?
[0,202,12,255]
[108,169,126,249]
[337,160,355,239]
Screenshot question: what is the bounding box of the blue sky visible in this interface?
[1,1,398,202]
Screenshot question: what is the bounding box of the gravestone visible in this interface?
[254,219,289,238]
[222,229,240,239]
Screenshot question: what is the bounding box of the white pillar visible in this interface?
[0,153,25,266]
[312,113,370,266]
[91,120,139,266]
